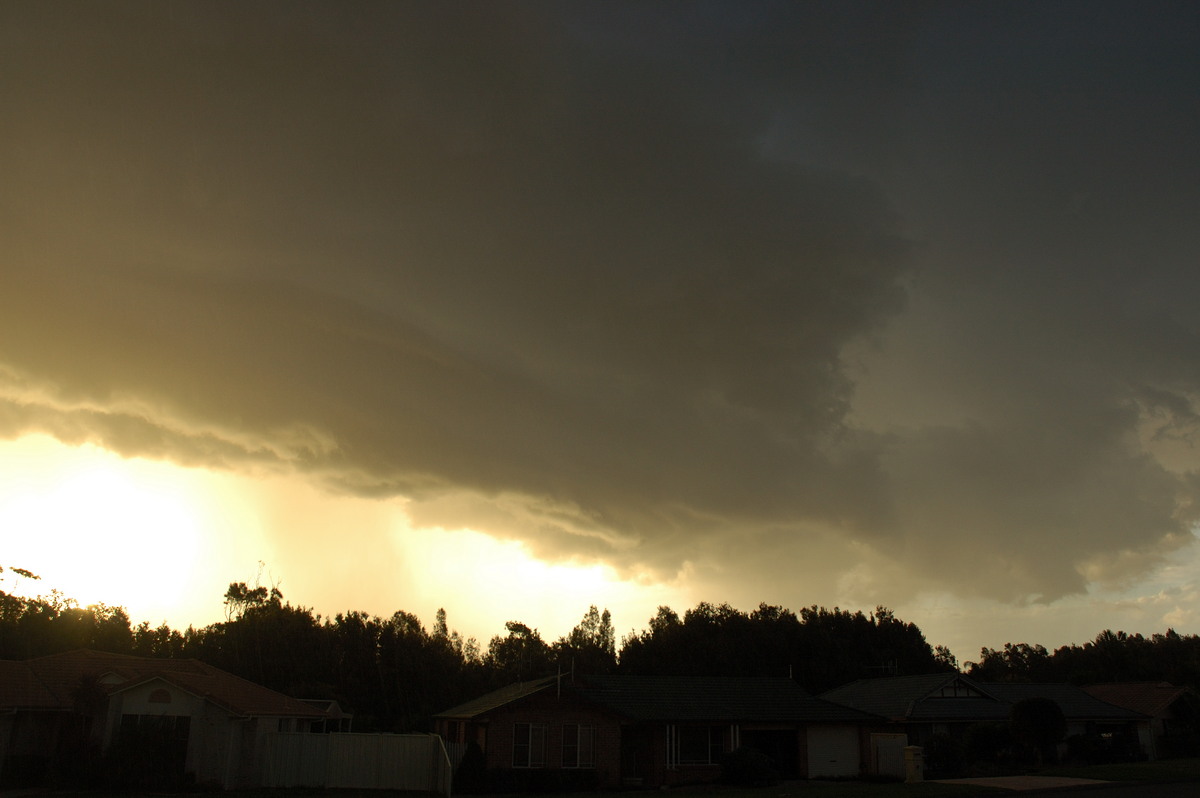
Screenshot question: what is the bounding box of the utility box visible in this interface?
[903,745,923,783]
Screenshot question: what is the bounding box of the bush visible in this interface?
[720,746,779,787]
[963,722,1014,771]
[923,732,964,778]
[454,741,487,794]
[1010,697,1067,765]
[1159,732,1200,759]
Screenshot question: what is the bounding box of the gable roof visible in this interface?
[0,649,325,719]
[1081,683,1195,718]
[576,675,872,723]
[821,673,1008,722]
[435,676,558,720]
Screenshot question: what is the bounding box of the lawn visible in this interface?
[1032,756,1200,783]
[35,759,1200,798]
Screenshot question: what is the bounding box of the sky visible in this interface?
[2,1,1200,664]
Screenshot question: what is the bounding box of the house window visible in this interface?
[149,688,172,704]
[562,724,595,768]
[513,722,546,768]
[668,725,724,766]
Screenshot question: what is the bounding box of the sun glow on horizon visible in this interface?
[0,434,264,627]
[0,434,690,645]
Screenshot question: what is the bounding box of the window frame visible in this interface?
[512,722,547,768]
[668,724,726,767]
[562,723,596,768]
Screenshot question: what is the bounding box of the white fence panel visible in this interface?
[263,733,330,788]
[263,732,451,795]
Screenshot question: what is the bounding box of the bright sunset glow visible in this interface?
[0,434,689,643]
[0,436,206,618]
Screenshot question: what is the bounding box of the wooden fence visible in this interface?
[262,732,452,795]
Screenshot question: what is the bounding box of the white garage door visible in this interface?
[807,724,860,778]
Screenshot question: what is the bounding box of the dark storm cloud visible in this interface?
[2,2,1199,600]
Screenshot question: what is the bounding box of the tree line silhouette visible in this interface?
[2,565,1198,732]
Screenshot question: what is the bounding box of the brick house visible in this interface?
[434,675,873,788]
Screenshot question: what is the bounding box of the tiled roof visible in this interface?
[0,659,61,710]
[1081,683,1194,719]
[821,673,1008,722]
[576,675,873,723]
[434,676,558,719]
[0,649,324,719]
[820,674,1148,723]
[982,683,1145,721]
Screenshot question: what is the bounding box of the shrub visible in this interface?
[1010,697,1067,765]
[923,732,964,778]
[720,746,779,787]
[963,722,1014,770]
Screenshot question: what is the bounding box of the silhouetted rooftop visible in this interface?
[436,674,870,723]
[1082,682,1196,718]
[0,649,326,719]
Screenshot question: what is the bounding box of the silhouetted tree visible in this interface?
[554,605,616,675]
[967,642,1054,682]
[619,601,941,691]
[1010,697,1067,765]
[486,621,554,681]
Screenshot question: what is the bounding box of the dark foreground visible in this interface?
[7,759,1200,798]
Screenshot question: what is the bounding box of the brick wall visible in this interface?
[482,689,624,787]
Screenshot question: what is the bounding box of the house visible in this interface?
[433,674,875,788]
[0,649,330,788]
[821,673,1147,762]
[1082,683,1200,759]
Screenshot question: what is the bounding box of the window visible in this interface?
[668,725,725,767]
[562,724,595,768]
[148,688,172,704]
[513,722,546,768]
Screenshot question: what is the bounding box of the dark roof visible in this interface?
[821,674,1149,724]
[984,683,1146,721]
[1082,683,1196,718]
[0,649,325,719]
[0,660,62,711]
[436,676,870,724]
[821,673,1008,722]
[576,676,872,723]
[434,676,558,719]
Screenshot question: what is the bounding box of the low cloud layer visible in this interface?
[3,2,1199,608]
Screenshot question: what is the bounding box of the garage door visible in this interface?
[807,725,860,778]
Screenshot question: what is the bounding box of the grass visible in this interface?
[527,780,1006,798]
[1032,756,1200,783]
[29,759,1200,798]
